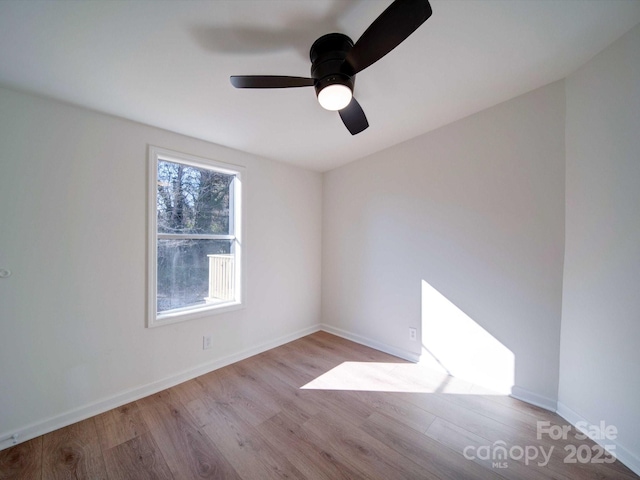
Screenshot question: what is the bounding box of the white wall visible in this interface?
[559,23,640,472]
[322,81,566,406]
[0,87,322,444]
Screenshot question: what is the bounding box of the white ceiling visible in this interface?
[1,0,639,172]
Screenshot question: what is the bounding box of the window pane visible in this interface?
[157,238,234,313]
[157,160,233,235]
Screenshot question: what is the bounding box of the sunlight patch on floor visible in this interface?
[300,361,504,394]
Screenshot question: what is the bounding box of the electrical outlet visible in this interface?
[409,327,417,341]
[203,334,212,350]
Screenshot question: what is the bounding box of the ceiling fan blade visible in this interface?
[230,75,314,88]
[344,0,432,75]
[339,97,369,135]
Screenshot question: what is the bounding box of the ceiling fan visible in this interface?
[230,0,433,135]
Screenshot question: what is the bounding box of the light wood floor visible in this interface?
[1,331,637,479]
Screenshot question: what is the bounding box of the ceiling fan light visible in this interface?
[318,84,352,111]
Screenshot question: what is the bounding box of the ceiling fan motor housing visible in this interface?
[310,33,355,97]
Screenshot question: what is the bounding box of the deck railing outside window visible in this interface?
[206,254,235,302]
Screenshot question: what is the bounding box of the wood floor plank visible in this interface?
[222,369,282,427]
[258,411,368,480]
[0,436,42,480]
[226,362,301,422]
[404,391,540,441]
[192,396,306,480]
[102,432,173,480]
[94,401,148,451]
[362,411,502,480]
[186,362,316,479]
[347,389,437,433]
[195,363,281,427]
[443,392,545,434]
[486,393,557,419]
[229,357,320,424]
[303,410,437,479]
[270,339,340,377]
[425,416,571,480]
[42,418,107,480]
[299,389,375,428]
[194,365,239,403]
[253,350,316,388]
[400,390,540,440]
[137,391,240,480]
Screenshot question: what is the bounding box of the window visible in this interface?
[148,146,243,326]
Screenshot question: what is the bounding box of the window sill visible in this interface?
[148,301,244,328]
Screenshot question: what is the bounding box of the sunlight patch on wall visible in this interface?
[421,280,515,394]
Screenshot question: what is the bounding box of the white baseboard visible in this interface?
[556,402,640,477]
[0,324,321,452]
[510,385,558,412]
[319,324,420,363]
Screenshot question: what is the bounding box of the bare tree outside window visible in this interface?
[151,153,241,321]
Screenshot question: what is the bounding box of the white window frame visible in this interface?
[148,146,244,327]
